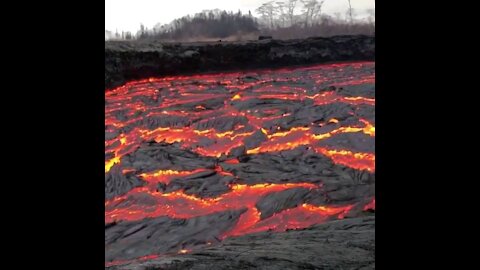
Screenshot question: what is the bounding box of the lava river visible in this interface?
[105,62,375,265]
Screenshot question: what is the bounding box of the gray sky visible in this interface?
[105,0,374,33]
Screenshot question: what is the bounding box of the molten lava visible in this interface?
[105,182,318,223]
[105,61,375,265]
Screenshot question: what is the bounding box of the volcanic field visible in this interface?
[105,60,375,269]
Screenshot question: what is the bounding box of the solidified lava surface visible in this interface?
[104,35,375,90]
[105,61,375,268]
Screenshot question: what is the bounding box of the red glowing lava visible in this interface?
[105,182,319,223]
[139,168,208,184]
[105,62,375,173]
[223,203,354,238]
[105,61,375,263]
[363,198,375,211]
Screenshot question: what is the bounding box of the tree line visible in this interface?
[106,0,374,41]
[137,9,259,41]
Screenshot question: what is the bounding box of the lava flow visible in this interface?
[105,182,318,223]
[105,61,375,264]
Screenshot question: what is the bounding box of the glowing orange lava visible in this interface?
[106,61,375,215]
[105,62,375,263]
[224,203,354,237]
[139,168,208,184]
[105,182,318,223]
[314,148,375,172]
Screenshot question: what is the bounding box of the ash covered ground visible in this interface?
[105,61,375,269]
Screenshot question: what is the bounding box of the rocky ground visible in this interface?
[105,36,376,269]
[105,35,374,90]
[105,60,375,269]
[107,216,375,270]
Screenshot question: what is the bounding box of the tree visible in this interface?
[312,1,326,25]
[301,0,324,28]
[286,0,298,26]
[347,0,353,24]
[136,9,259,41]
[275,2,287,28]
[256,1,277,28]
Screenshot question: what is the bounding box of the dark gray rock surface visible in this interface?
[106,216,375,270]
[105,35,375,90]
[105,209,246,262]
[106,166,145,200]
[255,187,311,219]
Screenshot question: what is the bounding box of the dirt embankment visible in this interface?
[105,35,374,90]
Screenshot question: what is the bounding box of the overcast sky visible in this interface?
[106,0,374,33]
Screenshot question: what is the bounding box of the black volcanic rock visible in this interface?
[107,216,375,270]
[317,132,375,153]
[105,35,375,90]
[221,149,350,185]
[354,104,376,124]
[166,170,236,198]
[193,115,249,132]
[105,209,246,262]
[256,187,311,219]
[105,167,145,200]
[326,184,373,203]
[337,84,375,99]
[243,129,268,149]
[229,145,246,158]
[142,115,192,129]
[121,142,216,173]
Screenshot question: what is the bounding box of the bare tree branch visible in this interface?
[347,0,353,24]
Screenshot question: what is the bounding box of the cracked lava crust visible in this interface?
[105,61,375,268]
